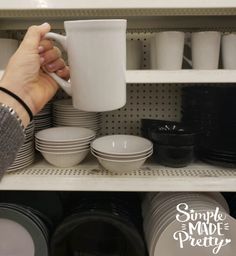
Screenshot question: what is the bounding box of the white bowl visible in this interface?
[36,145,90,152]
[36,140,92,148]
[95,153,151,173]
[91,148,153,159]
[39,149,89,167]
[35,127,96,142]
[91,135,153,155]
[36,136,95,145]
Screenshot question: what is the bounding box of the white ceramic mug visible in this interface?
[191,31,221,69]
[222,33,236,69]
[45,19,127,112]
[150,35,157,69]
[0,39,18,69]
[126,40,142,69]
[154,31,185,70]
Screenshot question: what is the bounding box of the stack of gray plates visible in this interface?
[53,99,101,133]
[7,122,35,172]
[0,203,49,256]
[34,102,52,133]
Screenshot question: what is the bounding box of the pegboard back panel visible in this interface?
[100,84,182,135]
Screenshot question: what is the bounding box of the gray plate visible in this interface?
[0,206,48,256]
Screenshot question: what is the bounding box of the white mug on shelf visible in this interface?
[153,31,185,70]
[45,19,127,112]
[222,33,236,69]
[191,31,221,70]
[0,39,18,69]
[150,35,157,69]
[126,40,142,70]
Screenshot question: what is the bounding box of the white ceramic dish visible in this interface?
[91,135,153,155]
[53,111,100,117]
[153,210,236,256]
[91,148,153,159]
[53,119,100,124]
[36,140,92,148]
[94,152,152,173]
[36,136,95,146]
[35,127,96,142]
[36,145,90,152]
[39,149,89,167]
[53,110,100,116]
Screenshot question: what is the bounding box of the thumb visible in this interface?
[20,23,51,51]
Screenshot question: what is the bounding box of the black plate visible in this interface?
[200,157,236,168]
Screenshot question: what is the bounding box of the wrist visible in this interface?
[0,77,37,112]
[0,90,30,128]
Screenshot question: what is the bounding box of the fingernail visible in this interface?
[40,57,45,64]
[48,63,54,69]
[41,22,49,27]
[38,46,44,53]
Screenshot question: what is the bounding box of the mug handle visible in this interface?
[44,32,72,96]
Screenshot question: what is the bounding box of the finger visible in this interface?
[56,66,70,80]
[38,39,54,53]
[45,58,66,72]
[40,46,61,65]
[21,23,51,51]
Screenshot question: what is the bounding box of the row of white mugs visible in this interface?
[127,31,236,70]
[2,32,236,72]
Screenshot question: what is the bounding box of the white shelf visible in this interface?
[1,158,236,192]
[126,70,236,84]
[0,0,235,19]
[0,1,235,30]
[0,0,236,10]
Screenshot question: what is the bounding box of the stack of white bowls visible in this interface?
[7,122,35,172]
[91,135,153,173]
[34,102,52,133]
[53,99,101,133]
[142,192,236,256]
[35,127,96,167]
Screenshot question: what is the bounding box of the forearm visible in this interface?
[0,102,26,178]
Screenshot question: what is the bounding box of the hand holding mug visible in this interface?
[0,23,69,126]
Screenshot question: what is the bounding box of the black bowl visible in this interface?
[141,119,196,146]
[153,144,194,168]
[51,211,147,256]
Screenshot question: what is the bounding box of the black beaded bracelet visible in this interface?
[0,87,33,121]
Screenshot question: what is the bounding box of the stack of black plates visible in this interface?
[182,85,236,167]
[219,87,236,138]
[51,192,147,256]
[182,85,221,136]
[223,193,236,219]
[198,142,236,168]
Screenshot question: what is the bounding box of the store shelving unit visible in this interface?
[0,1,236,191]
[126,70,236,84]
[1,158,236,191]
